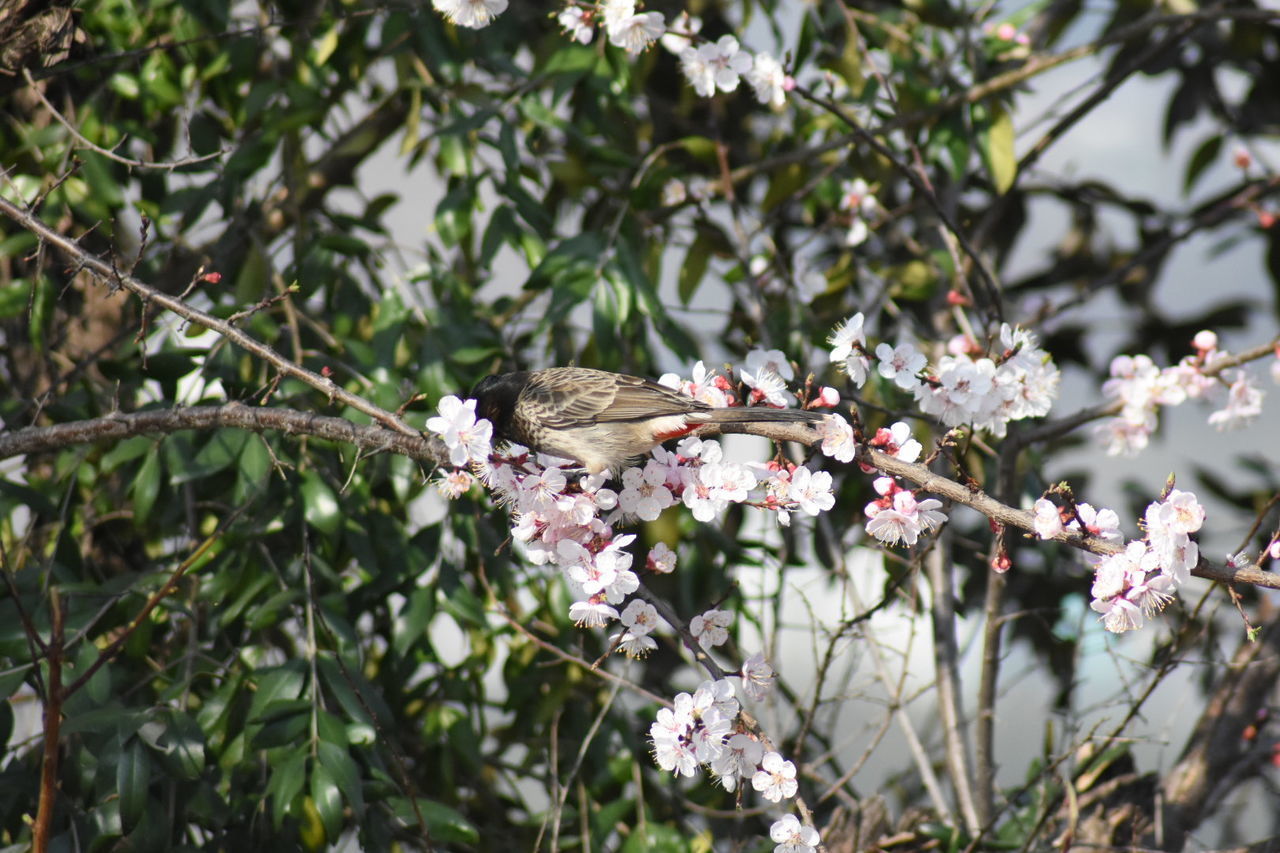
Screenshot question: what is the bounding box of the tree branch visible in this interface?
[0,193,420,438]
[0,403,446,465]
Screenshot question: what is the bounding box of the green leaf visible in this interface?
[1183,134,1222,194]
[0,664,32,701]
[480,204,517,268]
[678,233,713,305]
[982,103,1018,195]
[131,450,162,523]
[310,762,344,840]
[247,587,303,631]
[313,25,340,65]
[678,136,717,163]
[301,468,341,535]
[117,737,150,833]
[249,664,306,719]
[317,738,363,814]
[761,161,806,212]
[392,586,435,657]
[110,72,140,99]
[266,752,307,829]
[388,798,479,844]
[138,710,206,781]
[0,278,31,319]
[252,700,312,749]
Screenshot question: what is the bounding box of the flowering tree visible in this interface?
[1,0,1279,850]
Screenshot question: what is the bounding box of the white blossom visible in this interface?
[432,0,507,28]
[752,751,799,802]
[746,52,788,107]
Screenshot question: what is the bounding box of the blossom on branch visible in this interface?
[770,814,820,853]
[426,395,493,467]
[557,6,594,43]
[752,751,799,802]
[1088,490,1206,632]
[432,0,508,29]
[679,35,753,96]
[604,1,664,54]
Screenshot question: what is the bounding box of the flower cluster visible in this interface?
[438,1,795,107]
[1096,331,1272,456]
[915,324,1060,437]
[1034,491,1206,633]
[839,178,881,247]
[1031,499,1122,546]
[649,679,801,803]
[432,0,507,29]
[427,359,840,629]
[864,476,946,547]
[827,315,1061,438]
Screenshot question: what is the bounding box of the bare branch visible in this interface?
[22,68,225,170]
[0,193,420,438]
[0,403,446,465]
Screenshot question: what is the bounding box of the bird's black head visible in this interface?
[471,371,528,439]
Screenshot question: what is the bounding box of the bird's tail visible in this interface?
[701,406,829,424]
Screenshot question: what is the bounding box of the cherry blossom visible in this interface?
[752,751,799,802]
[1032,498,1064,540]
[875,341,927,391]
[647,542,677,574]
[426,395,493,467]
[691,608,732,647]
[747,52,789,107]
[741,367,794,407]
[613,599,659,657]
[788,467,835,516]
[745,348,796,383]
[435,468,475,499]
[605,2,664,55]
[839,178,880,246]
[710,733,764,792]
[659,10,701,54]
[557,6,593,43]
[618,460,676,520]
[817,415,857,463]
[1208,369,1264,429]
[864,482,946,547]
[680,35,753,97]
[741,652,775,701]
[869,421,921,462]
[770,814,820,853]
[431,0,507,29]
[828,312,870,386]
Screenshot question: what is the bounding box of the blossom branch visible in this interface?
[705,420,1280,591]
[1015,335,1280,445]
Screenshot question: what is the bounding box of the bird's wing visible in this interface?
[526,369,704,428]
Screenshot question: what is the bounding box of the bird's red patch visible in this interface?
[652,424,699,441]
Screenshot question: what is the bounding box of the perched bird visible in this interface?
[472,366,827,474]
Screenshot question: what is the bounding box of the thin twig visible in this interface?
[32,589,63,853]
[22,69,224,170]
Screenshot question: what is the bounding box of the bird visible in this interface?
[471,366,829,474]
